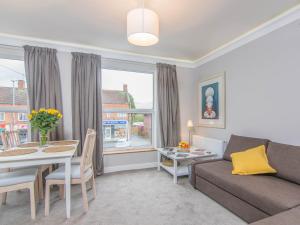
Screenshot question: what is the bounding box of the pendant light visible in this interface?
[127,0,159,46]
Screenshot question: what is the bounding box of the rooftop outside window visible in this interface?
[0,58,29,148]
[102,69,154,151]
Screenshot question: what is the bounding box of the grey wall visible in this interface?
[193,20,300,145]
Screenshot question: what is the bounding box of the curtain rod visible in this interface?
[0,43,157,66]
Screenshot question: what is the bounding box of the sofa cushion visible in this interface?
[249,206,300,225]
[195,160,300,215]
[231,145,276,175]
[267,142,300,185]
[223,135,270,161]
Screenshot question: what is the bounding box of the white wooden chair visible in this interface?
[45,129,97,215]
[0,131,52,201]
[7,130,21,148]
[0,168,38,219]
[0,131,12,149]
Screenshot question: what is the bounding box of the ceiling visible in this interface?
[0,0,299,61]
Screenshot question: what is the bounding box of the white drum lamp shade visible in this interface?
[127,8,159,46]
[187,120,193,128]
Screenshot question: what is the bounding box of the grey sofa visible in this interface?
[190,135,300,224]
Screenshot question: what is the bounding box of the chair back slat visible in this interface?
[8,131,21,147]
[0,130,21,149]
[0,132,9,149]
[80,129,96,177]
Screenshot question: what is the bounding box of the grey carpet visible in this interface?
[0,169,247,225]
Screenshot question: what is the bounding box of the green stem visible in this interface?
[39,130,48,146]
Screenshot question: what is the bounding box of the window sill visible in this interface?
[103,147,156,155]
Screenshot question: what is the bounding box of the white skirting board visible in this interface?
[104,162,157,174]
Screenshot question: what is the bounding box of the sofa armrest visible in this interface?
[190,158,222,187]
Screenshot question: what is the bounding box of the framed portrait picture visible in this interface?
[198,73,225,128]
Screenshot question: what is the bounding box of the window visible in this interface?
[102,69,154,151]
[117,113,126,118]
[0,58,29,148]
[0,112,4,121]
[18,113,28,121]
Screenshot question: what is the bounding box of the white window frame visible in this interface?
[0,112,5,121]
[18,112,27,121]
[102,58,156,152]
[0,49,30,141]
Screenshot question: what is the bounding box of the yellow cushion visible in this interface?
[231,145,277,175]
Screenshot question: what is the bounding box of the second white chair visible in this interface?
[45,129,97,215]
[0,131,53,200]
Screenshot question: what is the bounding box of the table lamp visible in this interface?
[187,120,194,146]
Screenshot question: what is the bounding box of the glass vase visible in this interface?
[39,130,49,147]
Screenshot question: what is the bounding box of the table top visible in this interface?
[0,140,79,162]
[156,147,217,160]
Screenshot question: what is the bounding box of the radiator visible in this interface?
[192,135,225,159]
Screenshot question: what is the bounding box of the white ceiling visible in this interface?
[0,0,299,61]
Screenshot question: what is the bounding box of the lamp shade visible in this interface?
[127,8,159,46]
[187,120,194,128]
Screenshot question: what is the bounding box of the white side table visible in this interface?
[157,147,217,184]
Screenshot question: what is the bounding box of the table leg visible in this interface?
[173,159,178,184]
[157,151,161,171]
[65,158,71,218]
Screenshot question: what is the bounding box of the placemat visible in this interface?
[0,148,38,157]
[43,146,74,153]
[49,140,78,146]
[18,142,39,148]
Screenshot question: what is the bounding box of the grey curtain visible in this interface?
[157,63,181,147]
[24,45,64,141]
[71,52,103,175]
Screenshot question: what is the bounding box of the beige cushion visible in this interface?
[0,168,37,187]
[46,164,92,180]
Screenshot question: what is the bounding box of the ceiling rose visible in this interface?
[127,2,159,47]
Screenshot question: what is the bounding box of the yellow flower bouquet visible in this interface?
[178,141,189,149]
[178,141,190,152]
[28,108,63,146]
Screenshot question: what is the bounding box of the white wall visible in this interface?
[177,66,196,141]
[57,52,72,139]
[192,19,300,146]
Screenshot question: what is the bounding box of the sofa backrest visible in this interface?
[223,134,270,161]
[267,142,300,185]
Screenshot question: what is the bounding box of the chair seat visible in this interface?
[71,157,81,164]
[58,158,80,167]
[0,168,38,187]
[46,164,92,180]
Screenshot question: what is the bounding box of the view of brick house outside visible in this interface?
[0,58,29,148]
[0,59,153,150]
[102,69,153,150]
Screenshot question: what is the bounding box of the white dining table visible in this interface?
[0,142,79,219]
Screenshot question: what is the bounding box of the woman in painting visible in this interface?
[204,87,216,119]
